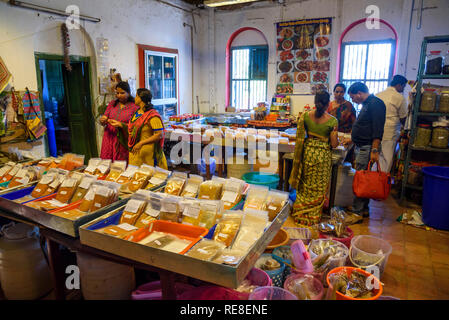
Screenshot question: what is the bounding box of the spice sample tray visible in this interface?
[79,202,290,289]
[0,184,166,237]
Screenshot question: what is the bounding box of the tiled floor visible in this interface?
[284,196,449,300]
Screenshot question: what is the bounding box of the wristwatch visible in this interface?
[372,148,379,153]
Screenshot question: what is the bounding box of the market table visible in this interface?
[0,189,290,300]
[0,207,193,300]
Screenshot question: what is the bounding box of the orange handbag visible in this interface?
[352,161,391,200]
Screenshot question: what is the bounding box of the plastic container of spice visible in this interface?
[439,90,449,113]
[420,89,437,112]
[431,122,449,149]
[443,51,449,75]
[425,51,444,75]
[414,124,432,147]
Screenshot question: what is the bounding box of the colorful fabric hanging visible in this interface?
[0,56,12,94]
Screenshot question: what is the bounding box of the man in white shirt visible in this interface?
[376,75,408,173]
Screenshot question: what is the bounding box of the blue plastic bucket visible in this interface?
[242,172,279,189]
[422,166,449,231]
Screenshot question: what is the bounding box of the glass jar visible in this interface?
[420,89,437,112]
[425,51,444,75]
[443,51,449,75]
[431,126,449,149]
[414,124,432,147]
[439,90,449,113]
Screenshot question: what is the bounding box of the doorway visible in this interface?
[35,54,98,161]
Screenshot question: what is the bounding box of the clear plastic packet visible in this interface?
[164,172,188,196]
[31,169,60,198]
[142,231,192,253]
[94,159,112,177]
[8,167,39,188]
[119,194,148,225]
[105,161,127,182]
[83,158,101,175]
[133,192,164,228]
[244,185,269,211]
[181,174,204,198]
[55,177,79,203]
[90,181,120,212]
[285,274,321,300]
[181,199,201,226]
[42,169,69,196]
[213,211,243,247]
[127,165,155,193]
[232,209,268,252]
[198,200,223,229]
[185,239,226,261]
[263,190,289,221]
[146,167,171,189]
[0,163,23,183]
[70,174,97,203]
[212,248,246,265]
[198,180,223,200]
[221,178,245,210]
[116,165,138,185]
[78,186,96,212]
[96,223,139,239]
[159,195,182,223]
[65,154,85,171]
[0,162,16,180]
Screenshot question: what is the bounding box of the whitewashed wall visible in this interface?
[0,0,199,156]
[196,0,449,115]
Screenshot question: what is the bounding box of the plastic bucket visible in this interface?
[319,227,354,249]
[248,286,298,300]
[255,254,285,287]
[349,235,392,278]
[265,228,289,252]
[422,166,449,230]
[284,273,324,300]
[242,172,279,189]
[178,285,247,300]
[326,267,383,300]
[237,267,273,300]
[308,239,349,286]
[131,281,195,300]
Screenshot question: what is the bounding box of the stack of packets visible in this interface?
[0,153,85,191]
[90,180,289,266]
[82,158,171,196]
[48,181,121,220]
[243,185,289,221]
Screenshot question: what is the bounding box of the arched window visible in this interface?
[226,27,268,110]
[337,18,398,109]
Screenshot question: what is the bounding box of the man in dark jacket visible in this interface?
[345,82,386,218]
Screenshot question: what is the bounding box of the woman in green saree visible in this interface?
[289,91,339,227]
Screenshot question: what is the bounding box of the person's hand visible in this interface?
[132,142,143,153]
[108,119,122,128]
[99,115,108,125]
[370,150,379,163]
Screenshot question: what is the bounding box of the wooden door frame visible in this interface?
[34,53,98,157]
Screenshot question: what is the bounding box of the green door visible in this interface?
[62,62,98,161]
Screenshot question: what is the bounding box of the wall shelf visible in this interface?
[410,145,449,153]
[400,35,449,203]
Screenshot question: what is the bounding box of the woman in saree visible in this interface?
[110,88,167,169]
[289,91,339,227]
[99,81,139,161]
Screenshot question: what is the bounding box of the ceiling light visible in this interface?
[203,0,259,8]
